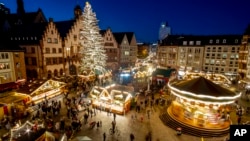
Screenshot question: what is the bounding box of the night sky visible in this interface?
[2,0,250,42]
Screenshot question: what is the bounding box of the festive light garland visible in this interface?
[168,82,241,100]
[10,120,44,140]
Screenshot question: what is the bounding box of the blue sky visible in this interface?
[2,0,250,42]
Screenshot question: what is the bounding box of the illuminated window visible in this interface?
[196,41,201,45]
[47,38,52,43]
[183,41,187,45]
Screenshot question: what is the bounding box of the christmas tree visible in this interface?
[79,2,107,75]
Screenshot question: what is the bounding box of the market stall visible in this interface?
[89,84,133,114]
[16,79,66,104]
[167,76,241,129]
[0,92,32,119]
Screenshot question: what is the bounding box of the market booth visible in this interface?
[167,76,241,129]
[0,92,32,119]
[16,79,66,104]
[89,84,133,114]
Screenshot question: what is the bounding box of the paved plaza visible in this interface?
[1,88,250,141]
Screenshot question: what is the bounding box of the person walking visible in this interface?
[103,132,106,141]
[130,133,135,141]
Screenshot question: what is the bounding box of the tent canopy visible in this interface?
[76,136,92,141]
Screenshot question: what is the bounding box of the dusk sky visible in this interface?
[2,0,250,42]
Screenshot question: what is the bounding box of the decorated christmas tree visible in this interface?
[79,2,107,75]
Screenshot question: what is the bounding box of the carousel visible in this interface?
[167,75,241,130]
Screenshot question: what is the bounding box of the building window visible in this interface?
[209,40,213,44]
[0,53,9,59]
[15,53,19,58]
[58,48,62,53]
[223,39,226,43]
[46,58,51,65]
[51,30,54,34]
[189,41,194,45]
[46,48,50,53]
[53,58,57,64]
[235,39,238,43]
[52,48,56,53]
[124,51,129,55]
[196,41,201,45]
[31,47,35,53]
[59,57,63,64]
[16,62,20,68]
[54,38,58,43]
[47,38,52,43]
[216,39,219,43]
[183,41,187,45]
[31,57,37,65]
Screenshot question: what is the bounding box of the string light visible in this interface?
[168,82,241,101]
[10,121,44,140]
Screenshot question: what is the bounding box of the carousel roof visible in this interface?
[171,76,237,97]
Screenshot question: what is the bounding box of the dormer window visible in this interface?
[209,40,213,44]
[235,39,238,43]
[189,41,194,45]
[196,41,201,45]
[183,41,187,45]
[223,39,226,43]
[216,39,219,43]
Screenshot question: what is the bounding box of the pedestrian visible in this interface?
[130,133,135,141]
[113,113,116,121]
[103,132,106,141]
[99,120,102,127]
[97,121,100,130]
[141,116,144,123]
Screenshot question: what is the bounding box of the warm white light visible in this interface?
[168,83,241,101]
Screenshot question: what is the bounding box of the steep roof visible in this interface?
[113,32,134,44]
[55,20,75,39]
[171,76,236,97]
[113,32,125,44]
[7,9,47,25]
[7,22,48,44]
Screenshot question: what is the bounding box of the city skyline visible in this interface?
[1,0,250,43]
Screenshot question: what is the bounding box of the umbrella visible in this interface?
[76,136,92,141]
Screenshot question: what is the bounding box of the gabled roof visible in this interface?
[113,32,125,44]
[99,29,106,36]
[7,22,48,44]
[7,8,47,25]
[55,20,75,39]
[113,32,134,44]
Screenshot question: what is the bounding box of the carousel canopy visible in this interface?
[169,76,240,103]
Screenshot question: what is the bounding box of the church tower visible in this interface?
[159,22,171,41]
